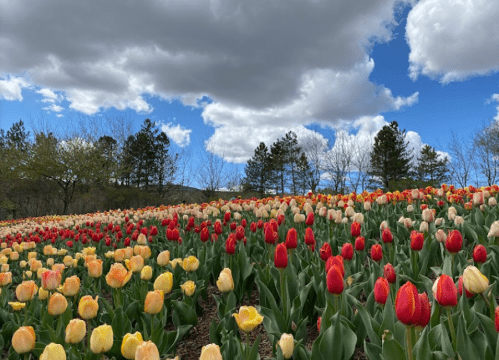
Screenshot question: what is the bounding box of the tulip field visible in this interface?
[2,185,499,359]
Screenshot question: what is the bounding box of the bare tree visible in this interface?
[447,132,477,188]
[195,145,229,198]
[350,137,373,192]
[323,130,352,193]
[300,131,329,192]
[474,125,499,186]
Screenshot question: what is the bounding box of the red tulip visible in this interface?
[371,244,383,262]
[225,236,236,255]
[416,293,431,328]
[410,231,424,251]
[457,276,474,298]
[285,228,298,249]
[235,226,245,241]
[200,227,210,242]
[446,230,463,253]
[317,317,321,332]
[305,212,314,226]
[382,228,393,244]
[374,277,390,305]
[304,227,315,246]
[320,243,332,261]
[257,220,264,229]
[351,222,361,237]
[214,221,223,235]
[274,243,288,269]
[250,222,257,233]
[354,236,365,251]
[395,281,421,325]
[473,245,487,263]
[383,263,396,283]
[434,274,457,307]
[326,265,344,295]
[264,225,278,245]
[495,306,499,332]
[325,255,344,277]
[341,243,354,261]
[224,212,231,222]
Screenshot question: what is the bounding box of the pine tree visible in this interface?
[269,139,287,196]
[369,121,413,190]
[296,152,313,195]
[244,142,270,196]
[281,131,302,195]
[415,144,449,187]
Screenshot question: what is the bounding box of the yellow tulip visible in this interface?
[153,272,173,294]
[12,326,36,354]
[216,268,234,293]
[134,245,152,259]
[60,275,80,296]
[10,251,19,261]
[30,260,42,272]
[48,292,68,316]
[20,260,27,268]
[88,259,103,278]
[16,280,38,302]
[233,306,264,332]
[78,295,99,319]
[170,258,183,269]
[200,343,223,360]
[82,247,96,256]
[463,265,489,294]
[0,271,12,286]
[106,263,133,288]
[63,255,74,267]
[141,265,153,280]
[182,256,200,272]
[9,302,26,311]
[157,250,170,266]
[114,248,126,262]
[65,319,86,344]
[135,340,160,360]
[127,255,144,273]
[40,343,66,360]
[144,290,164,315]
[278,333,294,359]
[180,280,196,297]
[90,324,113,354]
[121,332,143,359]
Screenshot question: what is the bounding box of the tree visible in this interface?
[350,136,373,192]
[295,152,313,195]
[474,125,499,186]
[414,145,449,187]
[369,121,413,190]
[244,142,271,196]
[268,138,287,196]
[447,132,477,188]
[300,131,328,193]
[195,147,228,199]
[281,131,302,195]
[323,131,352,193]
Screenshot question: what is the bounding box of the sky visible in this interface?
[1,0,499,188]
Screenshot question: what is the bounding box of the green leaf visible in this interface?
[442,256,452,277]
[364,341,382,360]
[351,295,381,347]
[413,327,432,360]
[381,334,406,360]
[476,313,498,352]
[457,314,480,360]
[111,306,131,339]
[171,300,198,326]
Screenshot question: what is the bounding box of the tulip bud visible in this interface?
[435,229,447,243]
[48,292,68,316]
[383,263,396,283]
[12,326,36,354]
[350,222,361,237]
[41,270,62,290]
[434,274,457,307]
[16,280,38,302]
[154,272,173,294]
[141,265,153,280]
[78,295,99,319]
[181,280,196,297]
[106,263,132,288]
[371,244,383,262]
[495,306,499,332]
[277,333,294,359]
[355,236,365,251]
[233,306,264,332]
[182,256,200,272]
[285,228,298,249]
[65,319,86,344]
[135,340,160,360]
[88,259,103,278]
[326,265,344,295]
[90,324,113,354]
[473,244,487,263]
[374,277,389,305]
[121,332,144,359]
[144,290,164,314]
[445,230,463,253]
[381,228,393,243]
[60,275,80,297]
[395,281,421,325]
[415,292,431,329]
[200,343,223,360]
[489,221,499,238]
[216,268,234,293]
[341,243,354,261]
[463,265,489,294]
[275,243,288,268]
[40,343,66,360]
[0,271,12,286]
[157,250,170,266]
[410,231,424,251]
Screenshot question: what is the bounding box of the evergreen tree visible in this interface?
[369,121,413,190]
[281,131,302,195]
[296,152,313,195]
[269,139,287,196]
[244,142,270,197]
[415,144,449,187]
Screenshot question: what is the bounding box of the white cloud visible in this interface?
[161,123,192,147]
[42,104,64,113]
[491,94,499,122]
[406,0,499,82]
[36,88,60,102]
[0,75,29,101]
[0,0,413,119]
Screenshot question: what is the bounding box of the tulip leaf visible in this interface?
[350,295,381,347]
[111,306,131,339]
[99,296,115,320]
[442,256,452,277]
[475,209,485,227]
[470,329,488,360]
[381,334,405,360]
[364,341,382,360]
[248,334,261,360]
[172,300,198,327]
[476,313,497,353]
[256,280,287,332]
[413,327,431,360]
[463,223,479,245]
[457,314,480,360]
[380,296,395,334]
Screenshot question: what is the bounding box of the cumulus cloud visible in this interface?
[161,123,192,147]
[0,75,30,101]
[406,0,499,82]
[490,94,499,122]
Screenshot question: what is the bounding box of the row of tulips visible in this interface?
[1,185,499,359]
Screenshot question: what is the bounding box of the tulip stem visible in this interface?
[334,295,340,315]
[405,326,413,360]
[280,269,287,323]
[446,308,456,351]
[480,292,491,308]
[151,314,154,340]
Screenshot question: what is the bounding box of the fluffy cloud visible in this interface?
[0,76,30,101]
[407,0,499,82]
[161,123,192,147]
[491,94,499,122]
[1,0,413,115]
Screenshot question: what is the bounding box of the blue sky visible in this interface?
[1,0,499,189]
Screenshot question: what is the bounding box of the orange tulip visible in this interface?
[41,270,62,290]
[88,259,103,278]
[48,292,68,316]
[78,295,99,319]
[12,326,36,353]
[16,280,38,302]
[106,263,132,288]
